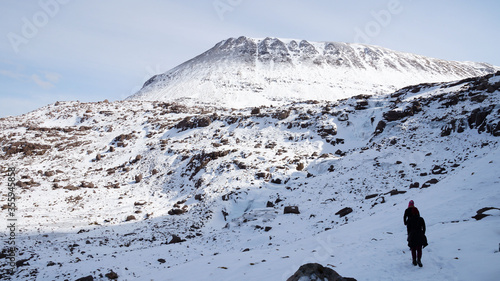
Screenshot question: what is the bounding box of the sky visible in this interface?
[0,0,499,117]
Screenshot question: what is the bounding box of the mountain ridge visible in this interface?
[128,36,499,108]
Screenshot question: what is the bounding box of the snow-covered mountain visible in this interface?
[1,70,499,280]
[128,36,499,108]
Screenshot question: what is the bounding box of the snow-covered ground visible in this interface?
[0,71,499,280]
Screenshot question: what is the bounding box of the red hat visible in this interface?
[408,200,414,207]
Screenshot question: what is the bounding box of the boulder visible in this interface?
[287,263,357,281]
[284,206,300,214]
[296,163,305,171]
[409,182,420,189]
[105,270,118,280]
[374,120,386,135]
[168,208,186,215]
[168,235,186,244]
[135,174,143,183]
[431,165,446,174]
[335,207,353,217]
[468,106,492,132]
[387,189,406,196]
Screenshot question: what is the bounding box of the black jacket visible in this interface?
[404,207,419,226]
[407,215,427,248]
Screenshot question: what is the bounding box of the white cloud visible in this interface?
[0,66,62,89]
[44,71,61,83]
[0,69,24,79]
[31,73,54,89]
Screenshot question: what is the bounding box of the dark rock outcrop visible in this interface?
[284,206,300,214]
[335,207,353,217]
[168,235,186,244]
[287,263,357,281]
[175,115,212,131]
[472,207,500,220]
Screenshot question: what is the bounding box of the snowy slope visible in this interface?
[0,71,499,280]
[128,36,499,108]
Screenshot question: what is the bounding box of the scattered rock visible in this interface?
[175,115,212,130]
[387,189,406,196]
[135,174,143,183]
[355,100,369,110]
[334,149,346,157]
[468,106,493,133]
[81,181,95,188]
[284,206,300,214]
[251,107,261,115]
[296,163,305,171]
[472,207,500,220]
[105,270,118,280]
[383,110,407,122]
[431,165,446,174]
[409,182,420,189]
[274,110,290,120]
[168,208,186,215]
[16,258,30,267]
[271,178,282,184]
[256,172,272,180]
[335,207,353,217]
[125,215,136,221]
[222,209,229,221]
[63,185,80,191]
[374,120,386,135]
[168,235,186,244]
[287,263,357,281]
[3,141,51,157]
[422,178,439,188]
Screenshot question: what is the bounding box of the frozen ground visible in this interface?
[0,72,499,280]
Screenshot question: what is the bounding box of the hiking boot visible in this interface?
[417,259,423,267]
[412,258,417,266]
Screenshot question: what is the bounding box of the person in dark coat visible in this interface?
[406,202,427,267]
[403,200,419,235]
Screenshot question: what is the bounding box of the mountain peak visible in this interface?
[128,36,499,108]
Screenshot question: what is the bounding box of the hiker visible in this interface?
[403,200,419,235]
[404,200,427,267]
